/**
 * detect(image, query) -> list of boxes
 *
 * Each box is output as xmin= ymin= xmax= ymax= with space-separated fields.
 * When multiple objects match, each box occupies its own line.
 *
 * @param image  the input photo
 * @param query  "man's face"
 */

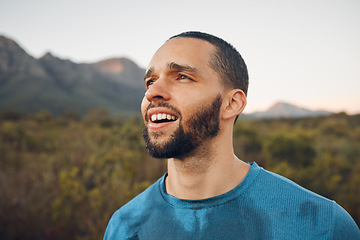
xmin=141 ymin=37 xmax=224 ymax=159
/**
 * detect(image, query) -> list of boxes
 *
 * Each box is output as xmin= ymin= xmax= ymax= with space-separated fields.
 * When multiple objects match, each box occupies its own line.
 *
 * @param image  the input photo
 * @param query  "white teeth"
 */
xmin=151 ymin=115 xmax=157 ymax=122
xmin=150 ymin=113 xmax=177 ymax=122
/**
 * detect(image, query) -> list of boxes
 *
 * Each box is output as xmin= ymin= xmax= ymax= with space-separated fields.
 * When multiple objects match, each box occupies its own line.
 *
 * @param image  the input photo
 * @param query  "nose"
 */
xmin=144 ymin=78 xmax=171 ymax=102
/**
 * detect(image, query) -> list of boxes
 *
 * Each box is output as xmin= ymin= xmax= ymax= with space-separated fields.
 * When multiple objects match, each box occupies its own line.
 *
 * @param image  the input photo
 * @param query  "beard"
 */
xmin=142 ymin=94 xmax=222 ymax=159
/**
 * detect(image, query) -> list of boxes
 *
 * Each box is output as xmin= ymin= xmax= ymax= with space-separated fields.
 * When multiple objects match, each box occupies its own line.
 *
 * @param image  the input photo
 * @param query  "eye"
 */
xmin=177 ymin=74 xmax=193 ymax=81
xmin=145 ymin=79 xmax=155 ymax=89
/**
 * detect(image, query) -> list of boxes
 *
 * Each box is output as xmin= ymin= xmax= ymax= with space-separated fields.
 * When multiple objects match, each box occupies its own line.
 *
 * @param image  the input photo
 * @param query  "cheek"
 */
xmin=141 ymin=97 xmax=149 ymax=120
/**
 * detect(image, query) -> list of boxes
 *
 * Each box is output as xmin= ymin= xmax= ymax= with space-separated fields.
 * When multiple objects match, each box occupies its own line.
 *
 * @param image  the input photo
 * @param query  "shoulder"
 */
xmin=104 ymin=177 xmax=164 ymax=240
xmin=248 ymin=163 xmax=360 ymax=238
xmin=254 ymin=164 xmax=333 ymax=204
xmin=332 ymin=202 xmax=360 ymax=239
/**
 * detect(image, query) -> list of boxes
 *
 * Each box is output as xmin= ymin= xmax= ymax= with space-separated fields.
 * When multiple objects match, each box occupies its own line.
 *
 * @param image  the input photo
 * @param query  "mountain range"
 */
xmin=0 ymin=35 xmax=333 ymax=118
xmin=0 ymin=35 xmax=145 ymax=116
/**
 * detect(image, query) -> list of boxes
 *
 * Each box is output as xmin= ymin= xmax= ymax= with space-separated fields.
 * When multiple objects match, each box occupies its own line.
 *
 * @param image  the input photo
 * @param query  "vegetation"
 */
xmin=0 ymin=109 xmax=359 ymax=239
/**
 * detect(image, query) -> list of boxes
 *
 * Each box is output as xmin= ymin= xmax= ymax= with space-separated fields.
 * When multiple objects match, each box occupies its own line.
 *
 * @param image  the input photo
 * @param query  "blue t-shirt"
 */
xmin=104 ymin=162 xmax=360 ymax=239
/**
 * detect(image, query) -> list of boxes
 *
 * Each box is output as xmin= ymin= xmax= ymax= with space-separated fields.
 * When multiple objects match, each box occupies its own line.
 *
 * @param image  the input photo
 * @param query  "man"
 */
xmin=104 ymin=31 xmax=360 ymax=239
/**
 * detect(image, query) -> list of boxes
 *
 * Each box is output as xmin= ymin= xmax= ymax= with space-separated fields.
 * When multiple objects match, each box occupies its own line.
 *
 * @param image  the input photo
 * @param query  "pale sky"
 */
xmin=1 ymin=0 xmax=359 ymax=114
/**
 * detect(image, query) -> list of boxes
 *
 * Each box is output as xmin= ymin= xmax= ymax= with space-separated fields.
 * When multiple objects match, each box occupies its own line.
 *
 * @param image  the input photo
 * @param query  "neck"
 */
xmin=165 ymin=132 xmax=250 ymax=200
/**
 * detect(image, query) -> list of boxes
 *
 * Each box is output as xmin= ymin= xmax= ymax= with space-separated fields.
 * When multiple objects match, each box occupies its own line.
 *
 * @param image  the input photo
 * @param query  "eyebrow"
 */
xmin=144 ymin=67 xmax=154 ymax=81
xmin=144 ymin=62 xmax=198 ymax=81
xmin=167 ymin=62 xmax=198 ymax=74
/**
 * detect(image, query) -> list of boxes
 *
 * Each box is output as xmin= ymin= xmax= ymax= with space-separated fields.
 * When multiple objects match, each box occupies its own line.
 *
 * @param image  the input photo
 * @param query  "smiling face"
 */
xmin=141 ymin=37 xmax=225 ymax=159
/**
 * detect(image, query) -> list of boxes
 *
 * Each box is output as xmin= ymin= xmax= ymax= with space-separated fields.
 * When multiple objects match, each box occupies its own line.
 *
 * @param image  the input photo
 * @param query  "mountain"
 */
xmin=0 ymin=35 xmax=146 ymax=116
xmin=93 ymin=58 xmax=145 ymax=89
xmin=246 ymin=102 xmax=332 ymax=119
xmin=0 ymin=35 xmax=335 ymax=119
xmin=0 ymin=35 xmax=47 ymax=77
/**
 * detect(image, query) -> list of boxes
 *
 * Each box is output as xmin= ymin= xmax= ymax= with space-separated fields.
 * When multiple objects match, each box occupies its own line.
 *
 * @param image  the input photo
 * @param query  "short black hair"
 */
xmin=169 ymin=31 xmax=249 ymax=96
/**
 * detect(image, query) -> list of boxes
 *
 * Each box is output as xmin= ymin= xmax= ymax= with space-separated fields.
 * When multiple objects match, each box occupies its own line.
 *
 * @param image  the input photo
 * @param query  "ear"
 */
xmin=222 ymin=89 xmax=247 ymax=120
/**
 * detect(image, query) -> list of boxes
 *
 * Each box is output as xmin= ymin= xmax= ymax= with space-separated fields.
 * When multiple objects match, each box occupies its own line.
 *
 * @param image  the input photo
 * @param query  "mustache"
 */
xmin=145 ymin=102 xmax=182 ymax=122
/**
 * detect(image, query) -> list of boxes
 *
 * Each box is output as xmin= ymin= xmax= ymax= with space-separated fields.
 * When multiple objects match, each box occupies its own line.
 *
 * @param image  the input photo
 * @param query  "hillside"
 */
xmin=1 ymin=112 xmax=359 ymax=239
xmin=0 ymin=35 xmax=145 ymax=116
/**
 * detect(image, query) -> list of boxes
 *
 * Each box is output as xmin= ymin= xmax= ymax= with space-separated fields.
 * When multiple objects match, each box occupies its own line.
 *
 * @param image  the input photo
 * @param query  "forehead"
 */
xmin=147 ymin=37 xmax=216 ymax=70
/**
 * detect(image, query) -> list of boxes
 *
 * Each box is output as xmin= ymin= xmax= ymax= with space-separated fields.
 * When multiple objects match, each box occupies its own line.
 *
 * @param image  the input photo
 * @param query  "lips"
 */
xmin=146 ymin=107 xmax=180 ymax=131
